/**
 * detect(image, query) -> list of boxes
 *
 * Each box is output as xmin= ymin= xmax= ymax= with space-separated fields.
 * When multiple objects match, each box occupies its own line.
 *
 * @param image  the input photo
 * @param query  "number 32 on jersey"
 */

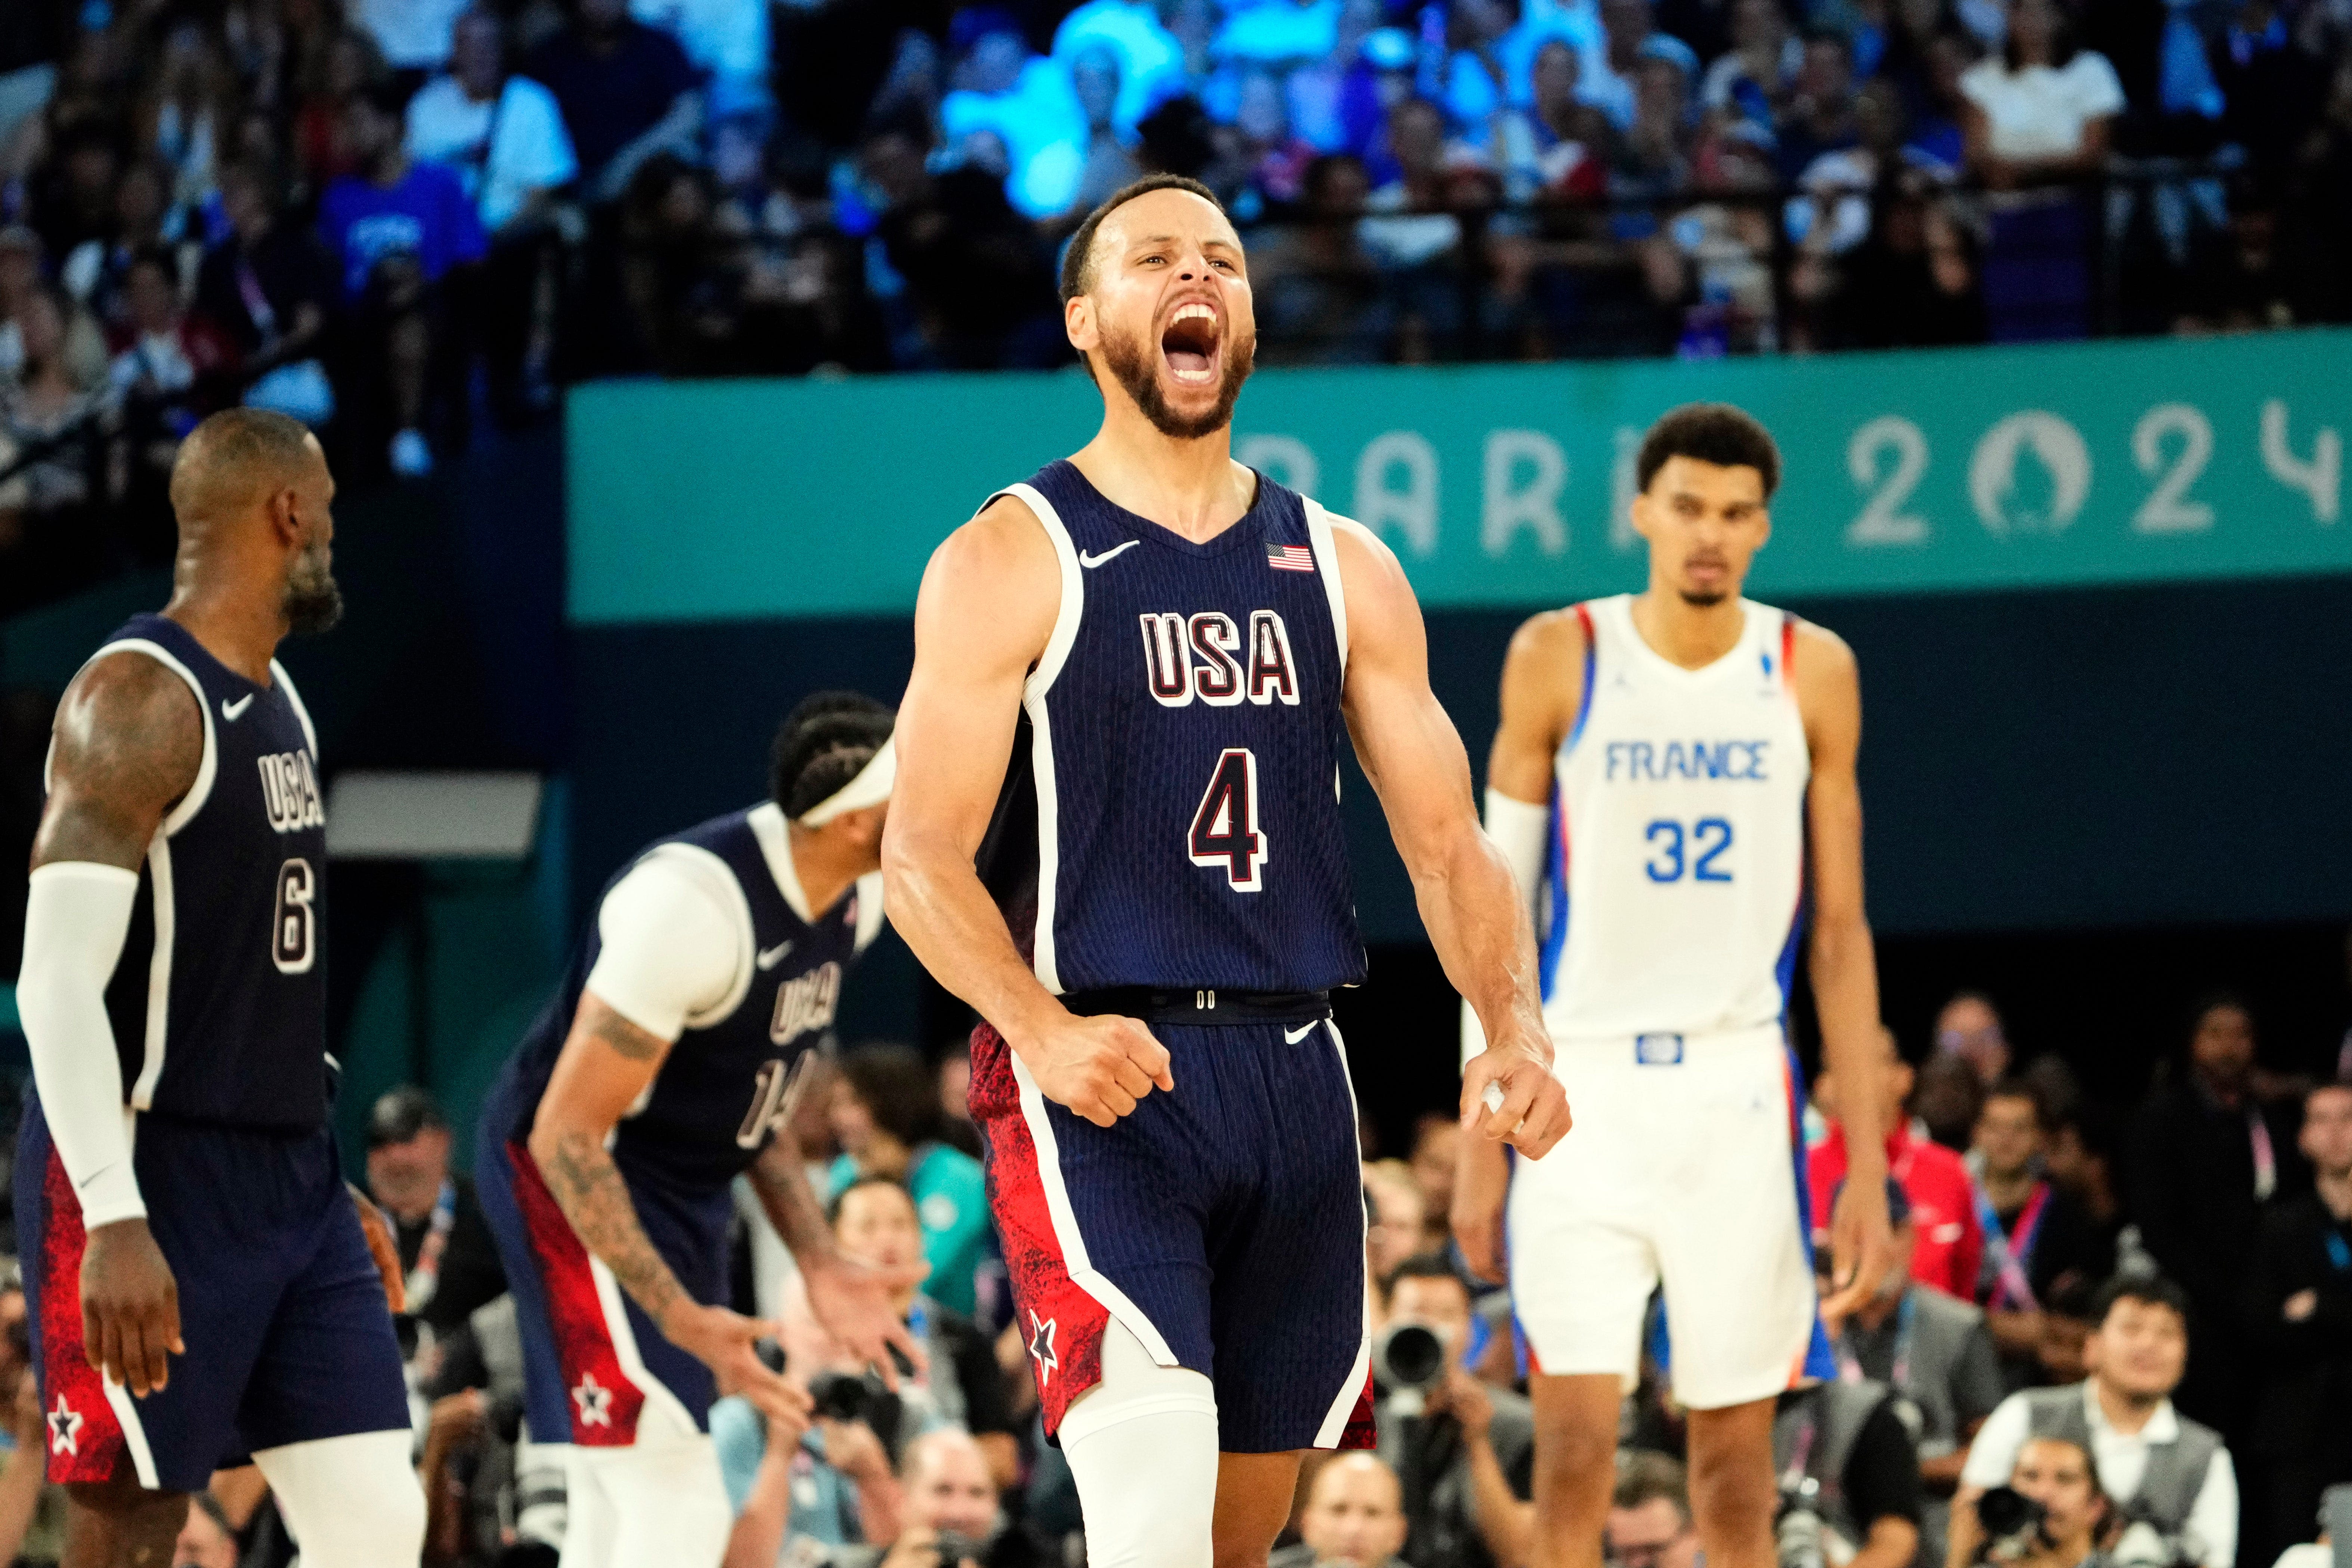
xmin=1190 ymin=748 xmax=1266 ymax=891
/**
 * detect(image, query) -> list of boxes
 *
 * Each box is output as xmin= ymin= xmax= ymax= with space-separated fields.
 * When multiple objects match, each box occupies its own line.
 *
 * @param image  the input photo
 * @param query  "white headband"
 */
xmin=798 ymin=737 xmax=895 ymax=826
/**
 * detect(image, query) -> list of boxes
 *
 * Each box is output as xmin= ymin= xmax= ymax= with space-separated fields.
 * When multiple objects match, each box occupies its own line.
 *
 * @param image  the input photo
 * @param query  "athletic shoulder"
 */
xmin=1502 ymin=606 xmax=1591 ymax=694
xmin=34 ymin=644 xmax=206 ymax=868
xmin=1789 ymin=616 xmax=1857 ymax=677
xmin=918 ymin=492 xmax=1061 ymax=646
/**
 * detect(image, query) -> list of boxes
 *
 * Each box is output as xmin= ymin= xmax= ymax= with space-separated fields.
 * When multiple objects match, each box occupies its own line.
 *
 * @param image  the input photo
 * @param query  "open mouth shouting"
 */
xmin=1161 ymin=301 xmax=1221 ymax=386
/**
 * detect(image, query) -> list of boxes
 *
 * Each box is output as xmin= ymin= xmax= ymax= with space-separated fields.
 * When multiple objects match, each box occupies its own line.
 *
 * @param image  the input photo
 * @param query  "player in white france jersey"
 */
xmin=1456 ymin=404 xmax=1896 ymax=1568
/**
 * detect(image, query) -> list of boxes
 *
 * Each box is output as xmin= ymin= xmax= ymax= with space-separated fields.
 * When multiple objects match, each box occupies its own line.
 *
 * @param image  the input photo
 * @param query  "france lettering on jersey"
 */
xmin=486 ymin=805 xmax=870 ymax=1192
xmin=1541 ymin=595 xmax=1811 ymax=1042
xmin=66 ymin=614 xmax=331 ymax=1131
xmin=975 ymin=460 xmax=1365 ymax=995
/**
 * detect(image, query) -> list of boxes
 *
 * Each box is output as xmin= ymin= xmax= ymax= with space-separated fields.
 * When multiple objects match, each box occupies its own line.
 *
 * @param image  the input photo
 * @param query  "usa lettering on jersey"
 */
xmin=769 ymin=961 xmax=841 ymax=1046
xmin=258 ymin=751 xmax=326 ymax=832
xmin=1139 ymin=611 xmax=1301 ymax=708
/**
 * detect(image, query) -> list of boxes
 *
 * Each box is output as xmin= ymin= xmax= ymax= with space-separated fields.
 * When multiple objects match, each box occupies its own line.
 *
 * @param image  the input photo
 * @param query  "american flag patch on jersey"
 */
xmin=1267 ymin=544 xmax=1316 ymax=572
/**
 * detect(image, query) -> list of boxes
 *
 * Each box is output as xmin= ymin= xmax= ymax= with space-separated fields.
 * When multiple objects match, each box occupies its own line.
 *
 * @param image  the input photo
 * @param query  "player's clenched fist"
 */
xmin=1022 ymin=1013 xmax=1175 ymax=1127
xmin=82 ymin=1218 xmax=184 ymax=1397
xmin=1460 ymin=1024 xmax=1571 ymax=1159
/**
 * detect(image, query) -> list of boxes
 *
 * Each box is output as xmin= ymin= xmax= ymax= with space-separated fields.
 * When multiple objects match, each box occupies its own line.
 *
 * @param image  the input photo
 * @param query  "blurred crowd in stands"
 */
xmin=5 ymin=0 xmax=2352 ymax=610
xmin=0 ymin=976 xmax=2340 ymax=1568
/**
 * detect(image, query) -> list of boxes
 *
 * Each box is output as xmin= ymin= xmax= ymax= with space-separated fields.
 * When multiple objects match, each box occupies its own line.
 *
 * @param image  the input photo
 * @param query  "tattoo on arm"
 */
xmin=32 ymin=653 xmax=203 ymax=872
xmin=541 ymin=1131 xmax=692 ymax=1330
xmin=585 ymin=1008 xmax=664 ymax=1063
xmin=749 ymin=1136 xmax=836 ymax=1262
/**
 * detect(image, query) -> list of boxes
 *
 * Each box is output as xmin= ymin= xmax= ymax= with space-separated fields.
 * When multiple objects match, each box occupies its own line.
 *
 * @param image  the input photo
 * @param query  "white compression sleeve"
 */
xmin=1059 ymin=1320 xmax=1219 ymax=1568
xmin=16 ymin=862 xmax=145 ymax=1227
xmin=583 ymin=851 xmax=744 ymax=1040
xmin=1463 ymin=790 xmax=1551 ymax=1067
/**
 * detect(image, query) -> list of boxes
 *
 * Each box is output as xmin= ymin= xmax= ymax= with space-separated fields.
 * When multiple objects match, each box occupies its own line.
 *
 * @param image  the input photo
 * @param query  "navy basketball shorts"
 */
xmin=970 ymin=1010 xmax=1375 ymax=1455
xmin=14 ymin=1094 xmax=410 ymax=1492
xmin=474 ymin=1119 xmax=731 ymax=1450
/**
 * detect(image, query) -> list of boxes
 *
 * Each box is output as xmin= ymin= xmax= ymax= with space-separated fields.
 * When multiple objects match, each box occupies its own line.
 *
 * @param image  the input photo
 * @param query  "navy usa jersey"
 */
xmin=486 ymin=807 xmax=867 ymax=1193
xmin=977 ymin=461 xmax=1365 ymax=994
xmin=69 ymin=615 xmax=330 ymax=1131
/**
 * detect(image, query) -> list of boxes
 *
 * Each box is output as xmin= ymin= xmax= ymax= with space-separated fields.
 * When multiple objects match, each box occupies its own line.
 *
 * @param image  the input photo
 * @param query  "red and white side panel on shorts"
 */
xmin=34 ymin=1149 xmax=162 ymax=1487
xmin=506 ymin=1141 xmax=694 ymax=1448
xmin=971 ymin=1023 xmax=1173 ymax=1438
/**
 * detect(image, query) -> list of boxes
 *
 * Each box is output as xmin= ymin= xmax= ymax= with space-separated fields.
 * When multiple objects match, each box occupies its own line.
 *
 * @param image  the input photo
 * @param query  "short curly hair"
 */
xmin=1635 ymin=403 xmax=1782 ymax=498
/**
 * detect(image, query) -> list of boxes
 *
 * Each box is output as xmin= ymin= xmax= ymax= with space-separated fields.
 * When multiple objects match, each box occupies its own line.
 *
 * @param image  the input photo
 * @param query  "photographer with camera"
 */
xmin=1972 ymin=1436 xmax=2116 ymax=1568
xmin=1949 ymin=1280 xmax=2237 ymax=1568
xmin=1373 ymin=1256 xmax=1535 ymax=1568
xmin=1768 ymin=1343 xmax=1923 ymax=1568
xmin=741 ymin=1425 xmax=1045 ymax=1568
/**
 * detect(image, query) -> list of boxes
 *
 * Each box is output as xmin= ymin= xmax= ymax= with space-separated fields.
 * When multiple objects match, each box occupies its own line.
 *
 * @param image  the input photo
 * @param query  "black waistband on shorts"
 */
xmin=1058 ymin=987 xmax=1332 ymax=1026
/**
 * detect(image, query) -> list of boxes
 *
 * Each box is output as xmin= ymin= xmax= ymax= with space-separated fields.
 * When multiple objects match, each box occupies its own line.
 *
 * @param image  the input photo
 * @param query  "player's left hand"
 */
xmin=804 ymin=1252 xmax=929 ymax=1390
xmin=349 ymin=1184 xmax=406 ymax=1315
xmin=1459 ymin=1023 xmax=1570 ymax=1159
xmin=1819 ymin=1171 xmax=1895 ymax=1320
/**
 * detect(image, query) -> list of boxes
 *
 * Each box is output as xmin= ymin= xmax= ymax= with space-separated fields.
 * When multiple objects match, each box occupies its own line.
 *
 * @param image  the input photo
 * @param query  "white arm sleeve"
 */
xmin=1462 ymin=789 xmax=1552 ymax=1066
xmin=17 ymin=862 xmax=146 ymax=1228
xmin=583 ymin=853 xmax=746 ymax=1042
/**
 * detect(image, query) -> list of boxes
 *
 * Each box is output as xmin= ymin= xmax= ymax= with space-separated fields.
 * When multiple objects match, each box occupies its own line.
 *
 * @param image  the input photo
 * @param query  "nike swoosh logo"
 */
xmin=221 ymin=695 xmax=255 ymax=721
xmin=756 ymin=940 xmax=795 ymax=971
xmin=1284 ymin=1022 xmax=1322 ymax=1043
xmin=1078 ymin=541 xmax=1140 ymax=569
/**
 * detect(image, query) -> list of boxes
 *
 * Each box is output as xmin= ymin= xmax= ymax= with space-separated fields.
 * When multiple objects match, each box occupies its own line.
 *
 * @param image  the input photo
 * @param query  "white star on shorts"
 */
xmin=46 ymin=1396 xmax=82 ymax=1457
xmin=1027 ymin=1312 xmax=1059 ymax=1388
xmin=572 ymin=1372 xmax=614 ymax=1428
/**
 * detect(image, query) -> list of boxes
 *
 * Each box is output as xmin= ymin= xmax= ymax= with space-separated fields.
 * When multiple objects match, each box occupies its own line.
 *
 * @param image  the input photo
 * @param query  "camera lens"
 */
xmin=1374 ymin=1323 xmax=1446 ymax=1391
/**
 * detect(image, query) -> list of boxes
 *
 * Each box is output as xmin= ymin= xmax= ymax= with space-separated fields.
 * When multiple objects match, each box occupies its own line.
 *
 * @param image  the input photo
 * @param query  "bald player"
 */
xmin=13 ymin=409 xmax=424 ymax=1567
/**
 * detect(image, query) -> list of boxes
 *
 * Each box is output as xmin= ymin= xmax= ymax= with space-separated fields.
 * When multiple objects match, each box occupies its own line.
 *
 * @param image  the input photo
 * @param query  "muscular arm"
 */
xmin=881 ymin=497 xmax=1172 ymax=1126
xmin=22 ymin=650 xmax=203 ymax=1397
xmin=1797 ymin=624 xmax=1892 ymax=1308
xmin=526 ymin=994 xmax=696 ymax=1330
xmin=1331 ymin=522 xmax=1565 ymax=1157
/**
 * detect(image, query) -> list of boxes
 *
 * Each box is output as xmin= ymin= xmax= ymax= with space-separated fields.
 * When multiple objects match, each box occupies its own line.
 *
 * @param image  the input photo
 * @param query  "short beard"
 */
xmin=285 ymin=539 xmax=344 ymax=635
xmin=1678 ymin=587 xmax=1729 ymax=607
xmin=1097 ymin=316 xmax=1254 ymax=440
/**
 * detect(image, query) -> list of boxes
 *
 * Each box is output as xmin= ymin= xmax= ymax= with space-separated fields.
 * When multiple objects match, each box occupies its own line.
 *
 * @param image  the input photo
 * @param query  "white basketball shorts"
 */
xmin=1506 ymin=1021 xmax=1832 ymax=1411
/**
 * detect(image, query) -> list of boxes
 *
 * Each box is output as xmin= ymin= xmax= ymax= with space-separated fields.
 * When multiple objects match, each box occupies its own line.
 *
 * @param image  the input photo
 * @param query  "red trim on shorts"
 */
xmin=968 ymin=1023 xmax=1109 ymax=1439
xmin=1339 ymin=1369 xmax=1377 ymax=1450
xmin=506 ymin=1141 xmax=646 ymax=1446
xmin=34 ymin=1150 xmax=130 ymax=1483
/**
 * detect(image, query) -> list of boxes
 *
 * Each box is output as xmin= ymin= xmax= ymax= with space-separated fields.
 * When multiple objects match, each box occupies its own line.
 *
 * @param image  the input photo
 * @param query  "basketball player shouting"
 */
xmin=1458 ymin=404 xmax=1895 ymax=1568
xmin=884 ymin=173 xmax=1570 ymax=1568
xmin=15 ymin=410 xmax=424 ymax=1567
xmin=476 ymin=693 xmax=923 ymax=1568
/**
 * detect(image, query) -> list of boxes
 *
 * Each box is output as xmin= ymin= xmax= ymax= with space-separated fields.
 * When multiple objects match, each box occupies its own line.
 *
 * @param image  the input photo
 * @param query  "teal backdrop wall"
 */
xmin=572 ymin=330 xmax=2352 ymax=623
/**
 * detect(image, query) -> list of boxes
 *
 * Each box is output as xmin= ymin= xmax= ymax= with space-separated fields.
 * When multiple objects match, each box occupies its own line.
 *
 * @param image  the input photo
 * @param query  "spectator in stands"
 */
xmin=1411 ymin=1112 xmax=1464 ymax=1257
xmin=1362 ymin=1159 xmax=1428 ymax=1281
xmin=293 ymin=28 xmax=389 ymax=191
xmin=1588 ymin=0 xmax=1666 ymax=128
xmin=939 ymin=10 xmax=1087 ymax=220
xmin=107 ymin=245 xmax=238 ymax=548
xmin=1609 ymin=42 xmax=1698 ymax=206
xmin=356 ymin=0 xmax=468 ymax=88
xmin=1607 ymin=1453 xmax=1699 ymax=1568
xmin=1505 ymin=38 xmax=1611 ymax=201
xmin=1374 ymin=1255 xmax=1534 ymax=1568
xmin=2130 ymin=994 xmax=2305 ymax=1440
xmin=526 ymin=0 xmax=702 ymax=204
xmin=60 ymin=156 xmax=183 ymax=333
xmin=1998 ymin=1435 xmax=2119 ymax=1568
xmin=1951 ymin=1277 xmax=2238 ymax=1568
xmin=171 ymin=1491 xmax=241 ymax=1568
xmin=1054 ymin=0 xmax=1187 ymax=134
xmin=1827 ymin=166 xmax=1986 ymax=347
xmin=2247 ymin=1080 xmax=2352 ymax=1559
xmin=0 ymin=282 xmax=111 ymax=606
xmin=861 ymin=123 xmax=1065 ymax=370
xmin=1703 ymin=0 xmax=1803 ymax=135
xmin=1823 ymin=1178 xmax=2007 ymax=1568
xmin=1250 ymin=151 xmax=1393 ymax=362
xmin=1937 ymin=992 xmax=2014 ymax=1089
xmin=1813 ymin=1025 xmax=1986 ymax=1301
xmin=831 ymin=1174 xmax=1019 ymax=1485
xmin=27 ymin=119 xmax=123 ymax=267
xmin=1776 ymin=31 xmax=1863 ymax=180
xmin=1959 ymin=0 xmax=2124 ymax=341
xmin=1773 ymin=1361 xmax=1925 ymax=1568
xmin=0 ymin=1280 xmax=51 ymax=1565
xmin=1237 ymin=68 xmax=1317 ymax=207
xmin=1970 ymin=1080 xmax=2114 ymax=1386
xmin=137 ymin=22 xmax=234 ymax=216
xmin=717 ymin=1375 xmax=897 ymax=1565
xmin=630 ymin=0 xmax=770 ymax=120
xmin=830 ymin=1044 xmax=991 ymax=1318
xmin=1067 ymin=44 xmax=1145 ymax=215
xmin=406 ymin=7 xmax=576 ymax=420
xmin=1274 ymin=1453 xmax=1412 ymax=1568
xmin=364 ymin=1086 xmax=507 ymax=1344
xmin=834 ymin=1427 xmax=1050 ymax=1568
xmin=192 ymin=161 xmax=335 ymax=428
xmin=319 ymin=79 xmax=488 ymax=476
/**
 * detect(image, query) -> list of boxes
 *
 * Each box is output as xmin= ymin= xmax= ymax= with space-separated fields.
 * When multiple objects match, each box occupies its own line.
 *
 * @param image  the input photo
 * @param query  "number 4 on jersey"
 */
xmin=1189 ymin=748 xmax=1267 ymax=891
